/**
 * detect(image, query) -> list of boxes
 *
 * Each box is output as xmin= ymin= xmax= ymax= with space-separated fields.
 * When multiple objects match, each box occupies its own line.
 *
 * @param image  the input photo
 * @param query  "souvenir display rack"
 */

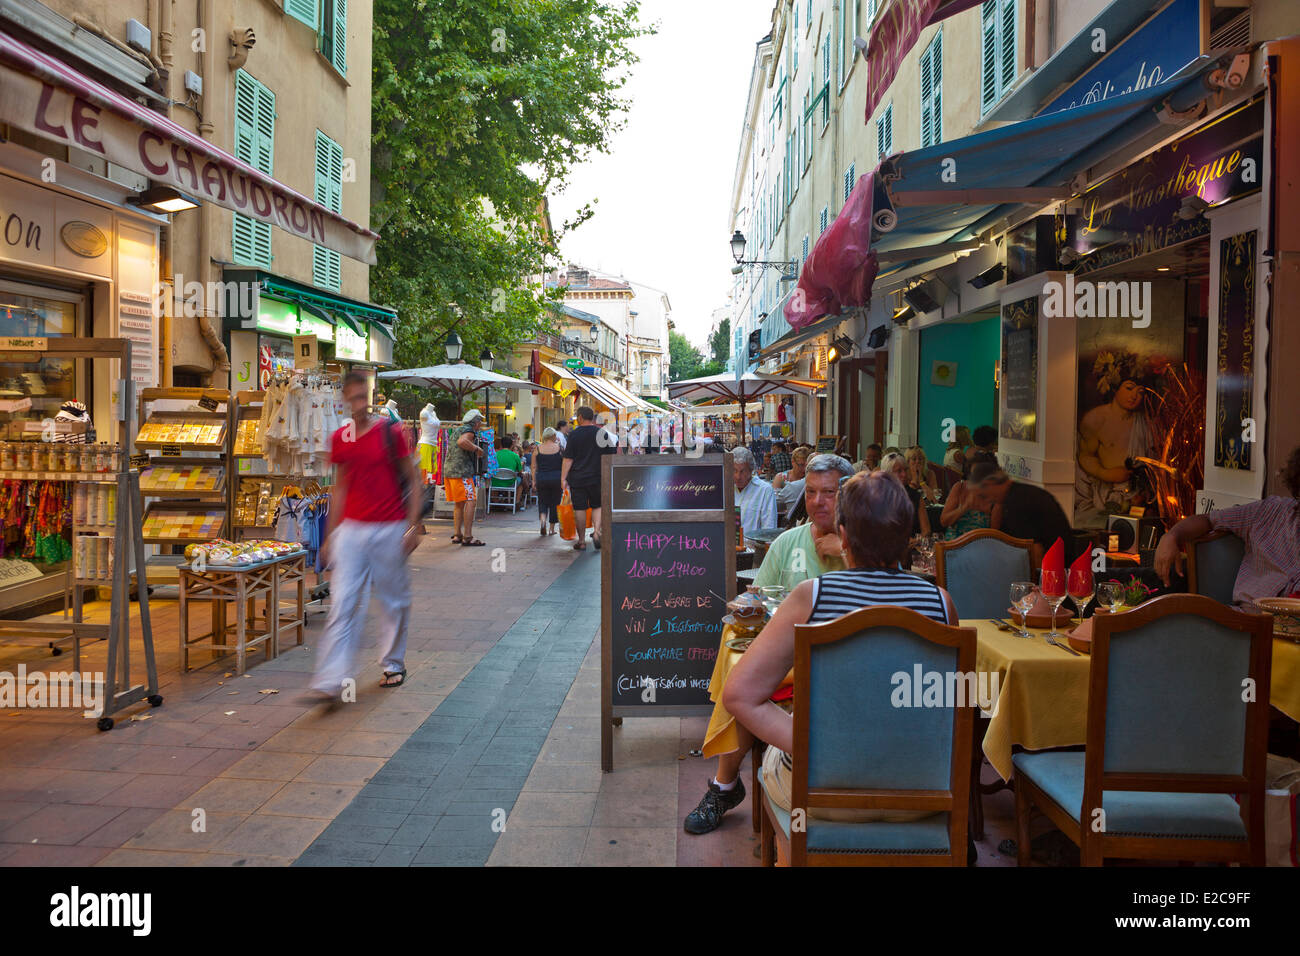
xmin=136 ymin=387 xmax=232 ymax=584
xmin=0 ymin=337 xmax=159 ymax=730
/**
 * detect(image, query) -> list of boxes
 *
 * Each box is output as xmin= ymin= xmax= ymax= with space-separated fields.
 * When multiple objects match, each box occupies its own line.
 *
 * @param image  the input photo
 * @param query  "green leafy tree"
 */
xmin=370 ymin=0 xmax=651 ymax=399
xmin=709 ymin=318 xmax=731 ymax=365
xmin=668 ymin=330 xmax=705 ymax=382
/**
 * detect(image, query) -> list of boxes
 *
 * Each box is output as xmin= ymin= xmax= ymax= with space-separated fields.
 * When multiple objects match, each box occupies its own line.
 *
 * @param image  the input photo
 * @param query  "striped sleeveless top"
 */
xmin=808 ymin=567 xmax=949 ymax=624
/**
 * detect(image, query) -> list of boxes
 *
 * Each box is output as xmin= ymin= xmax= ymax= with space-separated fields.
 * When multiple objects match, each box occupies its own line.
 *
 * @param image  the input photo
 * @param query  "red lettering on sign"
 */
xmin=289 ymin=200 xmax=308 ymax=234
xmin=33 ymin=84 xmax=66 ymax=139
xmin=138 ymin=131 xmax=168 ymax=175
xmin=227 ymin=169 xmax=249 ymax=209
xmin=70 ymin=98 xmax=104 ymax=153
xmin=309 ymin=208 xmax=325 ymax=243
xmin=201 ymin=161 xmax=226 ymax=201
xmin=171 ymin=144 xmax=199 ymax=190
xmin=272 ymin=192 xmax=290 ymax=228
xmin=249 ymin=182 xmax=271 ymax=218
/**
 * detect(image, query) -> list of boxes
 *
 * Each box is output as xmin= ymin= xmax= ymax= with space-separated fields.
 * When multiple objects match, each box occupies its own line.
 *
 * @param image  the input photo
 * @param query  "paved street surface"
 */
xmin=0 ymin=507 xmax=1021 ymax=866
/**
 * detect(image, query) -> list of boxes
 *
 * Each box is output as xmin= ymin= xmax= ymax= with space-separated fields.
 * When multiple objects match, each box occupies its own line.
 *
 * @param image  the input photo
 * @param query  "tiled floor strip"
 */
xmin=294 ymin=552 xmax=602 ymax=865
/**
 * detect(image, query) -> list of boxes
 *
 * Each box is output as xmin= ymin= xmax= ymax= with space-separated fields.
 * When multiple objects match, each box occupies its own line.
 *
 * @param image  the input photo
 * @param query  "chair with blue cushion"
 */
xmin=934 ymin=528 xmax=1035 ymax=620
xmin=757 ymin=606 xmax=976 ymax=866
xmin=1013 ymin=593 xmax=1272 ymax=866
xmin=1186 ymin=530 xmax=1246 ymax=605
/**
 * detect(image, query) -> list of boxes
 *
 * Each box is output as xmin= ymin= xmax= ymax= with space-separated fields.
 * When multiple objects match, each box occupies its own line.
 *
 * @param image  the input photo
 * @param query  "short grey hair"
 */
xmin=805 ymin=453 xmax=854 ymax=478
xmin=731 ymin=447 xmax=757 ymax=469
xmin=542 ymin=427 xmax=556 ymax=440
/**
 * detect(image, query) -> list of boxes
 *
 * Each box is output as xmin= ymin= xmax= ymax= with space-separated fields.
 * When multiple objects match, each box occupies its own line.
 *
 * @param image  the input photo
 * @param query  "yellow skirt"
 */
xmin=418 ymin=442 xmax=434 ymax=472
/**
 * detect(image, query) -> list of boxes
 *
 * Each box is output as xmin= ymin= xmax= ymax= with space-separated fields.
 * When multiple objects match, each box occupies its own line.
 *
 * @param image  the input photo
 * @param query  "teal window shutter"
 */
xmin=323 ymin=0 xmax=348 ymax=76
xmin=232 ymin=70 xmax=273 ymax=268
xmin=313 ymin=131 xmax=343 ymax=291
xmin=284 ymin=0 xmax=317 ymax=30
xmin=981 ymin=1 xmax=998 ymax=113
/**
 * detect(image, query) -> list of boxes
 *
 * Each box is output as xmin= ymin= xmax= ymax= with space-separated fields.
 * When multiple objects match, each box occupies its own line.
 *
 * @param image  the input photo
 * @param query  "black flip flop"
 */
xmin=461 ymin=537 xmax=486 ymax=547
xmin=380 ymin=670 xmax=406 ymax=688
xmin=573 ymin=541 xmax=586 ymax=551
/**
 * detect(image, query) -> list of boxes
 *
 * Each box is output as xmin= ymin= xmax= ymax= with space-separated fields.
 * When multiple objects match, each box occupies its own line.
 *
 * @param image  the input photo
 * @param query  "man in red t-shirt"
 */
xmin=307 ymin=372 xmax=423 ymax=702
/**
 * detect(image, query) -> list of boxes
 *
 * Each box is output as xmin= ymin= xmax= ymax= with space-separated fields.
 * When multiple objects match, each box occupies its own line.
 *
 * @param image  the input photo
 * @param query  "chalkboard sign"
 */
xmin=601 ymin=455 xmax=735 ymax=771
xmin=815 ymin=435 xmax=839 ymax=453
xmin=1000 ymin=294 xmax=1039 ymax=443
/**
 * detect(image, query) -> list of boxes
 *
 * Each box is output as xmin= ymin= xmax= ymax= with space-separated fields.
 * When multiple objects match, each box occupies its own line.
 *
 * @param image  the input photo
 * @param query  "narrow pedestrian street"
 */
xmin=0 ymin=508 xmax=1024 ymax=867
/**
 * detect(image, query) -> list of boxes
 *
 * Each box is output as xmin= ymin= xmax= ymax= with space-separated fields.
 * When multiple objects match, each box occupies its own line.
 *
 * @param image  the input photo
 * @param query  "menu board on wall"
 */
xmin=601 ymin=456 xmax=735 ymax=771
xmin=1000 ymin=295 xmax=1038 ymax=443
xmin=1214 ymin=230 xmax=1257 ymax=471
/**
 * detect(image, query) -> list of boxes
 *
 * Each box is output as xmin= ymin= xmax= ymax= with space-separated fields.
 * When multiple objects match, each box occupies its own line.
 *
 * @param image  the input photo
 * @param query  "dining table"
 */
xmin=699 ymin=614 xmax=1300 ymax=781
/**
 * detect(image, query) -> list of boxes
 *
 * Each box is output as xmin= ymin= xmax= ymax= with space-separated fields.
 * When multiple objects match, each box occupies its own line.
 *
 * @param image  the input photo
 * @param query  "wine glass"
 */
xmin=1067 ymin=566 xmax=1095 ymax=622
xmin=1009 ymin=581 xmax=1035 ymax=639
xmin=1098 ymin=581 xmax=1124 ymax=615
xmin=758 ymin=585 xmax=787 ymax=617
xmin=1039 ymin=567 xmax=1069 ymax=639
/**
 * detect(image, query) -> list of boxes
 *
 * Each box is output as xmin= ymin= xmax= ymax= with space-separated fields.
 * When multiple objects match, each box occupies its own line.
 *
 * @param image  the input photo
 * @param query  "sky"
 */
xmin=546 ymin=0 xmax=770 ymax=350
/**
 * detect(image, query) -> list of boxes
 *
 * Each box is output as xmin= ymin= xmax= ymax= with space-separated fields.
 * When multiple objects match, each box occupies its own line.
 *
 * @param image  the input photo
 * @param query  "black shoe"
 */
xmin=683 ymin=778 xmax=746 ymax=835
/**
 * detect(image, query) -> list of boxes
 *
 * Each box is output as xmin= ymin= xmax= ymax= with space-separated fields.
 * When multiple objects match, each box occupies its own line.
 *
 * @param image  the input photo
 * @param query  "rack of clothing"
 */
xmin=258 ymin=370 xmax=343 ymax=477
xmin=271 ymin=481 xmax=332 ymax=615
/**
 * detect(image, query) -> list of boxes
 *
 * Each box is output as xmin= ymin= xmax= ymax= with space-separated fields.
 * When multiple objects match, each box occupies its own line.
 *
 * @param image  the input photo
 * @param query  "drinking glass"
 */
xmin=1098 ymin=581 xmax=1124 ymax=615
xmin=1067 ymin=567 xmax=1095 ymax=621
xmin=758 ymin=585 xmax=787 ymax=617
xmin=1039 ymin=568 xmax=1069 ymax=639
xmin=1009 ymin=581 xmax=1035 ymax=639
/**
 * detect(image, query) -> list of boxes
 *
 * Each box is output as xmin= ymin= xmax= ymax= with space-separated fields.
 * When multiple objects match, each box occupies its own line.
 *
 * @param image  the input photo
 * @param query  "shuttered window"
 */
xmin=819 ymin=206 xmax=829 ymax=236
xmin=232 ymin=70 xmax=274 ymax=268
xmin=981 ymin=0 xmax=1016 ymax=114
xmin=321 ymin=0 xmax=348 ymax=76
xmin=919 ymin=30 xmax=942 ymax=148
xmin=843 ymin=162 xmax=856 ymax=203
xmin=284 ymin=0 xmax=317 ymax=30
xmin=801 ymin=235 xmax=810 ymax=265
xmin=313 ymin=131 xmax=344 ymax=291
xmin=876 ymin=102 xmax=893 ymax=158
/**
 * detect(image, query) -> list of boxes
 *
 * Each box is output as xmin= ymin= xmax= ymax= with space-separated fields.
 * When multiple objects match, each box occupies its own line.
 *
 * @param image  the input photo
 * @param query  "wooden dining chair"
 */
xmin=1013 ymin=593 xmax=1273 ymax=866
xmin=757 ymin=606 xmax=976 ymax=866
xmin=1186 ymin=530 xmax=1246 ymax=606
xmin=934 ymin=528 xmax=1035 ymax=620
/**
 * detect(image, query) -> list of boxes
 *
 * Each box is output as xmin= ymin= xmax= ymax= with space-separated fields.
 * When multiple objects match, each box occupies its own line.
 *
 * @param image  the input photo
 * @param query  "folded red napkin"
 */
xmin=1068 ymin=546 xmax=1093 ymax=593
xmin=1042 ymin=537 xmax=1065 ymax=577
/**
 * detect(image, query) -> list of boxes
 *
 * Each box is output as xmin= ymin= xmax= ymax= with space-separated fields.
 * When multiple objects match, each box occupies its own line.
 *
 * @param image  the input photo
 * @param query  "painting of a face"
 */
xmin=1115 ymin=380 xmax=1143 ymax=410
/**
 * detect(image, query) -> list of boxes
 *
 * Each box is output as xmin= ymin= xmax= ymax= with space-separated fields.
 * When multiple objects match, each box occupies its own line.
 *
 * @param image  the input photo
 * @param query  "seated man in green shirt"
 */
xmin=684 ymin=452 xmax=856 ymax=836
xmin=491 ymin=436 xmax=523 ymax=489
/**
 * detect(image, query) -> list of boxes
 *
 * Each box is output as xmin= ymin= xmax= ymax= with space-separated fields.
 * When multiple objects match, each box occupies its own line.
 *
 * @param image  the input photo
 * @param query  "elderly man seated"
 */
xmin=1155 ymin=444 xmax=1300 ymax=603
xmin=732 ymin=446 xmax=777 ymax=539
xmin=684 ymin=453 xmax=855 ymax=835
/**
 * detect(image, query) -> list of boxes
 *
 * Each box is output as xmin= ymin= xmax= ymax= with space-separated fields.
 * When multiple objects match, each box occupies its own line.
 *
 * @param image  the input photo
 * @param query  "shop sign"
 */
xmin=1066 ymin=100 xmax=1264 ymax=274
xmin=1042 ymin=0 xmax=1200 ymax=115
xmin=0 ymin=46 xmax=377 ymax=264
xmin=0 ymin=336 xmax=47 ymax=350
xmin=334 ymin=322 xmax=368 ymax=361
xmin=563 ymin=357 xmax=583 ymax=370
xmin=254 ymin=296 xmax=333 ymax=342
xmin=293 ymin=334 xmax=318 ymax=369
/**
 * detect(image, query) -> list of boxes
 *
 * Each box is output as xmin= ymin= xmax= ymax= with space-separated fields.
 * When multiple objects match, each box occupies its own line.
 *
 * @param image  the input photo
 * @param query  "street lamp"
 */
xmin=589 ymin=324 xmax=599 ymax=344
xmin=479 ymin=348 xmax=495 ymax=435
xmin=728 ymin=230 xmax=797 ymax=280
xmin=730 ymin=230 xmax=747 ymax=263
xmin=445 ymin=331 xmax=464 ymax=362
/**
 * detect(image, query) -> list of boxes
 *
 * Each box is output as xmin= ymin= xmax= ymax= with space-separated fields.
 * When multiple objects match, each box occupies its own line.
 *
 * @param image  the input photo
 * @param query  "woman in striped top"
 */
xmin=722 ymin=470 xmax=958 ymax=822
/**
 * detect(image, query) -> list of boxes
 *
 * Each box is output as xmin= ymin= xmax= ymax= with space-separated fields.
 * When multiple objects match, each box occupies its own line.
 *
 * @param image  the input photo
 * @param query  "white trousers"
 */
xmin=312 ymin=519 xmax=411 ymax=694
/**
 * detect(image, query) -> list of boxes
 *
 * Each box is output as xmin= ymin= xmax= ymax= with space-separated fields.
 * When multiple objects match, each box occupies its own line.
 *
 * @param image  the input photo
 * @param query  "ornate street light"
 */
xmin=444 ymin=331 xmax=464 ymax=362
xmin=728 ymin=230 xmax=797 ymax=280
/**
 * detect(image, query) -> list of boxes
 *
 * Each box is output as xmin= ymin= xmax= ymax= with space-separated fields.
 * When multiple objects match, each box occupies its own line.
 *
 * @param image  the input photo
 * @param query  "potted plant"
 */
xmin=1103 ymin=577 xmax=1158 ymax=611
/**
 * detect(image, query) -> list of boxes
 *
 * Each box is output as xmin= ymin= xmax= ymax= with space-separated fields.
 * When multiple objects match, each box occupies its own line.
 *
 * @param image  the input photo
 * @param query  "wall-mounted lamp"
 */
xmin=129 ymin=186 xmax=200 ymax=214
xmin=968 ymin=263 xmax=1005 ymax=289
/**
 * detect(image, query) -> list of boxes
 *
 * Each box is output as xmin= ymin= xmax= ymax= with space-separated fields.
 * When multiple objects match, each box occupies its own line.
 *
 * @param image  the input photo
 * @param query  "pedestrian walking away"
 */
xmin=561 ymin=406 xmax=615 ymax=551
xmin=533 ymin=427 xmax=564 ymax=536
xmin=306 ymin=371 xmax=423 ymax=703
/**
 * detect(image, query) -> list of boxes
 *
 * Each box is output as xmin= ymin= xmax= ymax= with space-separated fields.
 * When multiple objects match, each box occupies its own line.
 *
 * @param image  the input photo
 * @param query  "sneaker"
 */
xmin=683 ymin=778 xmax=746 ymax=835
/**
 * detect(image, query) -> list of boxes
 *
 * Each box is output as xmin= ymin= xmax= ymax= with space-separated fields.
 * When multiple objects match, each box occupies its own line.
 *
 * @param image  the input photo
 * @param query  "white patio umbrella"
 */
xmin=667 ymin=372 xmax=824 ymax=445
xmin=379 ymin=363 xmax=554 ymax=417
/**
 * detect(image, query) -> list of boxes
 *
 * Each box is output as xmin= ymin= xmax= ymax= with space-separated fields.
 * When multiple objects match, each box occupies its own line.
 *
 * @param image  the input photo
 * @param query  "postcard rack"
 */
xmin=0 ymin=337 xmax=159 ymax=730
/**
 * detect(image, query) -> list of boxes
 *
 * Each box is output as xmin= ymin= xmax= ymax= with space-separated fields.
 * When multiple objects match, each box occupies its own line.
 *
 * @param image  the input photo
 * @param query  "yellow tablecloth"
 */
xmin=974 ymin=620 xmax=1300 ymax=781
xmin=699 ymin=615 xmax=1300 ymax=774
xmin=702 ymin=622 xmax=792 ymax=759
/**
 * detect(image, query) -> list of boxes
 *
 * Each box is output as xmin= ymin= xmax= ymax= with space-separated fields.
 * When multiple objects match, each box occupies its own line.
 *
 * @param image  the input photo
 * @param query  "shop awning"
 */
xmin=538 ymin=360 xmax=578 ymax=389
xmin=223 ymin=270 xmax=397 ymax=334
xmin=757 ymin=313 xmax=844 ymax=361
xmin=784 ymin=52 xmax=1233 ymax=330
xmin=592 ymin=376 xmax=656 ymax=413
xmin=0 ymin=29 xmax=379 ymax=263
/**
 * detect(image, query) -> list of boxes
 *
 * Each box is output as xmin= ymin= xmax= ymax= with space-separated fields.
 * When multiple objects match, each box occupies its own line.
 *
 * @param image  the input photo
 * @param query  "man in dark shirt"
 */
xmin=561 ymin=405 xmax=615 ymax=551
xmin=969 ymin=463 xmax=1074 ymax=567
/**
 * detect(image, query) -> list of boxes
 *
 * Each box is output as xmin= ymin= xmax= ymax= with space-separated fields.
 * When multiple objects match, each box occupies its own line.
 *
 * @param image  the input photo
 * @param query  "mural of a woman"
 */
xmin=1074 ymin=351 xmax=1157 ymax=527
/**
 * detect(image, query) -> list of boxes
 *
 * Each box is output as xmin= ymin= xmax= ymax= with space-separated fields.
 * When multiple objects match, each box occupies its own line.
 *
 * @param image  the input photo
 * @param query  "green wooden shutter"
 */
xmin=284 ymin=0 xmax=317 ymax=30
xmin=980 ymin=1 xmax=998 ymax=113
xmin=326 ymin=0 xmax=348 ymax=76
xmin=232 ymin=70 xmax=273 ymax=268
xmin=312 ymin=131 xmax=343 ymax=291
xmin=920 ymin=31 xmax=942 ymax=148
xmin=999 ymin=0 xmax=1016 ymax=92
xmin=819 ymin=206 xmax=828 ymax=236
xmin=843 ymin=162 xmax=855 ymax=202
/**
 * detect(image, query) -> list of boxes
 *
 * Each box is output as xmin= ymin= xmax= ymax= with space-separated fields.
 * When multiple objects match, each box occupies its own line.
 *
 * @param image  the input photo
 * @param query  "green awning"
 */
xmin=300 ymin=303 xmax=337 ymax=326
xmin=334 ymin=311 xmax=366 ymax=336
xmin=370 ymin=322 xmax=395 ymax=341
xmin=248 ymin=272 xmax=397 ymax=325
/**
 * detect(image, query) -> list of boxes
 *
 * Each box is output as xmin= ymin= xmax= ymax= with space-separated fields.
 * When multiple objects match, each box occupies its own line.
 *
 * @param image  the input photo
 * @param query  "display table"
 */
xmin=177 ymin=551 xmax=306 ymax=674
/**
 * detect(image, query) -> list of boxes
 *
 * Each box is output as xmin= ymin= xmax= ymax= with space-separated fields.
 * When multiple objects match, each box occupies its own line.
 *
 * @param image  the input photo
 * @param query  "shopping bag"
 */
xmin=1264 ymin=754 xmax=1300 ymax=867
xmin=558 ymin=490 xmax=577 ymax=540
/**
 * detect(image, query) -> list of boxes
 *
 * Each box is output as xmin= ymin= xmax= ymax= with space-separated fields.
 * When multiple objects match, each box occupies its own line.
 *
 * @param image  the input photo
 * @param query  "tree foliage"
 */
xmin=369 ymin=0 xmax=651 ymax=402
xmin=709 ymin=318 xmax=731 ymax=364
